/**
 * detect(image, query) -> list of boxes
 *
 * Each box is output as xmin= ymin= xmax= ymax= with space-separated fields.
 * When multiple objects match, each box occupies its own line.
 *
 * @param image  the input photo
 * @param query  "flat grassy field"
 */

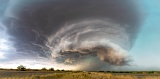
xmin=1 ymin=70 xmax=160 ymax=79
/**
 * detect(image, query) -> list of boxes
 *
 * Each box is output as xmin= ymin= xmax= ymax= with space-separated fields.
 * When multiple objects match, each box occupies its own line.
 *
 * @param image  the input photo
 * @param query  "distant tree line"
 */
xmin=1 ymin=65 xmax=160 ymax=74
xmin=15 ymin=65 xmax=65 ymax=71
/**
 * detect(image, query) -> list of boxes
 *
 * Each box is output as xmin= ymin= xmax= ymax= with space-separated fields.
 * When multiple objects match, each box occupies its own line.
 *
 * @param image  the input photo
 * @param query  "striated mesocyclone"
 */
xmin=3 ymin=0 xmax=142 ymax=67
xmin=46 ymin=19 xmax=131 ymax=65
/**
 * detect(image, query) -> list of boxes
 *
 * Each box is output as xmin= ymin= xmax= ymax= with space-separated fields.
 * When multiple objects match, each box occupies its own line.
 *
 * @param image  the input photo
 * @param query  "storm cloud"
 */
xmin=0 ymin=0 xmax=142 ymax=70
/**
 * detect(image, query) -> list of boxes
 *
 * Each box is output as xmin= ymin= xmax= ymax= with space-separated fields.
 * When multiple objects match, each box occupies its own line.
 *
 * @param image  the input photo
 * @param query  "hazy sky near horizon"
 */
xmin=0 ymin=0 xmax=160 ymax=71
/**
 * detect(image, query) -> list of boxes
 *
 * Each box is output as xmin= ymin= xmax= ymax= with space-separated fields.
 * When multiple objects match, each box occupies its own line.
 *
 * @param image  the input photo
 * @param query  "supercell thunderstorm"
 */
xmin=0 ymin=0 xmax=142 ymax=70
xmin=47 ymin=19 xmax=130 ymax=66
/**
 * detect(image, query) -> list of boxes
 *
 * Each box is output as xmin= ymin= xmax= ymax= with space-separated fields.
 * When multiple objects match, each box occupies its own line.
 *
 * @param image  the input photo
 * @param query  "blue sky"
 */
xmin=130 ymin=0 xmax=160 ymax=70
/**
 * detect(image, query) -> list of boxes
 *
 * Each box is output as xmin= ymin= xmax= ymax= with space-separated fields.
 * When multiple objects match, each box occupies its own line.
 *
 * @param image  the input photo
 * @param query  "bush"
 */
xmin=17 ymin=65 xmax=26 ymax=71
xmin=61 ymin=69 xmax=65 ymax=71
xmin=49 ymin=68 xmax=54 ymax=71
xmin=41 ymin=67 xmax=47 ymax=71
xmin=56 ymin=69 xmax=60 ymax=71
